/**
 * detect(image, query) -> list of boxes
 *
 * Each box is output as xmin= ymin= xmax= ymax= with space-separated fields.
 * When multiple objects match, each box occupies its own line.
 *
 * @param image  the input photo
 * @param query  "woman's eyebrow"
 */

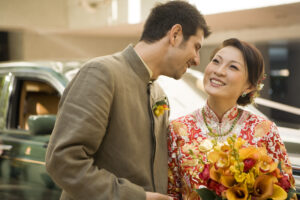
xmin=215 ymin=54 xmax=243 ymax=66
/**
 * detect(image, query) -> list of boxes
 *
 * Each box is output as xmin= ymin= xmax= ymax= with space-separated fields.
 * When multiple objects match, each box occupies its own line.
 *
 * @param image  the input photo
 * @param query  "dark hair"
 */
xmin=140 ymin=1 xmax=211 ymax=43
xmin=210 ymin=38 xmax=265 ymax=106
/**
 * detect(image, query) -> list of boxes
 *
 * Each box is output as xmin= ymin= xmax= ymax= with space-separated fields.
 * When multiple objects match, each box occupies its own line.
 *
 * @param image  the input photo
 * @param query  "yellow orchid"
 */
xmin=234 ymin=160 xmax=244 ymax=172
xmin=220 ymin=144 xmax=231 ymax=153
xmin=227 ymin=136 xmax=234 ymax=146
xmin=198 ymin=139 xmax=214 ymax=152
xmin=208 ymin=151 xmax=230 ymax=169
xmin=234 ymin=137 xmax=247 ymax=149
xmin=239 ymin=146 xmax=260 ymax=161
xmin=244 ymin=170 xmax=256 ymax=188
xmin=234 ymin=172 xmax=247 ymax=183
xmin=230 ymin=165 xmax=240 ymax=175
xmin=258 ymin=154 xmax=278 ymax=174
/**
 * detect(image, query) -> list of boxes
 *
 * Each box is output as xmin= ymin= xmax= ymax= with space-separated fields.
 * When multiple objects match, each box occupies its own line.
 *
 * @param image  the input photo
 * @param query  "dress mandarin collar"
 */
xmin=122 ymin=44 xmax=152 ymax=84
xmin=203 ymin=102 xmax=239 ymax=124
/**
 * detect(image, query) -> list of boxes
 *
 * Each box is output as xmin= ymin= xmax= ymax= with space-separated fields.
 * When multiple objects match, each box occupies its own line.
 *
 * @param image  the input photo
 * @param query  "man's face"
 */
xmin=164 ymin=28 xmax=204 ymax=80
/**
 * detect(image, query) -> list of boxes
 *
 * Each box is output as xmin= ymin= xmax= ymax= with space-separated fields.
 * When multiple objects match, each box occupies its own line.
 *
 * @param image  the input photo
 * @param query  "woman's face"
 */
xmin=203 ymin=46 xmax=253 ymax=103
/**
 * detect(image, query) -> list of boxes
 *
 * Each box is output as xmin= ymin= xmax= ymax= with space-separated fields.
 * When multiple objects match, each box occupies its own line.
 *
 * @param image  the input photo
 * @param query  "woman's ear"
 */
xmin=169 ymin=24 xmax=183 ymax=46
xmin=243 ymin=84 xmax=256 ymax=95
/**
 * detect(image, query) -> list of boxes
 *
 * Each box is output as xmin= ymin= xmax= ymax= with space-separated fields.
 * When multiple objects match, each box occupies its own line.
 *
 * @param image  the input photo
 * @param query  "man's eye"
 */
xmin=212 ymin=59 xmax=219 ymax=64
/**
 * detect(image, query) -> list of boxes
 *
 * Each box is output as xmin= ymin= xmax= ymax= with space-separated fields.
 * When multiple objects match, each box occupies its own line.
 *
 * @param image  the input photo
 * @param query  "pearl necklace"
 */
xmin=202 ymin=108 xmax=240 ymax=138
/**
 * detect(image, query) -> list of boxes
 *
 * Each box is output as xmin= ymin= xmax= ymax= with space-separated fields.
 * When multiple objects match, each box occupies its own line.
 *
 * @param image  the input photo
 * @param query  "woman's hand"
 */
xmin=146 ymin=192 xmax=173 ymax=200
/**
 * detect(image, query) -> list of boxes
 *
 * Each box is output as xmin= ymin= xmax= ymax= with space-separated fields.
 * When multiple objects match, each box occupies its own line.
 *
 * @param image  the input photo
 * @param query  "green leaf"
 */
xmin=286 ymin=188 xmax=296 ymax=200
xmin=155 ymin=100 xmax=167 ymax=106
xmin=277 ymin=161 xmax=282 ymax=172
xmin=196 ymin=188 xmax=220 ymax=200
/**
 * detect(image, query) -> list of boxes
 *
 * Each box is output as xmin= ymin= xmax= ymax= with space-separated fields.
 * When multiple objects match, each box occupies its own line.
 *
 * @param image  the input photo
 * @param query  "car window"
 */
xmin=0 ymin=76 xmax=5 ymax=123
xmin=0 ymin=74 xmax=11 ymax=129
xmin=0 ymin=76 xmax=4 ymax=90
xmin=7 ymin=79 xmax=60 ymax=131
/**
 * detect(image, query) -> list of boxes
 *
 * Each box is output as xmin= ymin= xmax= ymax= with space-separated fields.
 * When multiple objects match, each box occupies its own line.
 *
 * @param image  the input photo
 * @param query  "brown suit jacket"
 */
xmin=45 ymin=45 xmax=169 ymax=200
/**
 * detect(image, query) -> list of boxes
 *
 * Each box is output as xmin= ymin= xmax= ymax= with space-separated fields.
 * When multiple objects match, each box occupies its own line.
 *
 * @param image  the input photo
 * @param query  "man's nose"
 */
xmin=191 ymin=55 xmax=200 ymax=66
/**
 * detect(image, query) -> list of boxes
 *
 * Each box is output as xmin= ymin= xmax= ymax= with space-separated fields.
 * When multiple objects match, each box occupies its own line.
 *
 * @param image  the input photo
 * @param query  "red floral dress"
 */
xmin=167 ymin=103 xmax=294 ymax=200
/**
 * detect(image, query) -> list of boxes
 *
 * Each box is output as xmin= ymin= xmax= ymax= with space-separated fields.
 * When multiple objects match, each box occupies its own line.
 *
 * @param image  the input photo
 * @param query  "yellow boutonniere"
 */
xmin=152 ymin=97 xmax=169 ymax=117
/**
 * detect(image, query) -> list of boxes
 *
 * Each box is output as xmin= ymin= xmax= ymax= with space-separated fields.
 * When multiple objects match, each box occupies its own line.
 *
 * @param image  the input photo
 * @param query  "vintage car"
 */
xmin=0 ymin=61 xmax=299 ymax=199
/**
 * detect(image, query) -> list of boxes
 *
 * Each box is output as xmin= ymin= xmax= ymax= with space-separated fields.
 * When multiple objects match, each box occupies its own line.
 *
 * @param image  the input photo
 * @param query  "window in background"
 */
xmin=265 ymin=40 xmax=300 ymax=128
xmin=0 ymin=32 xmax=9 ymax=61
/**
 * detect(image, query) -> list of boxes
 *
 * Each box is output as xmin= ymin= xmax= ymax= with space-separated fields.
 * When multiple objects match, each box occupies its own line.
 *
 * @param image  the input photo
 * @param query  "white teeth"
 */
xmin=211 ymin=79 xmax=225 ymax=86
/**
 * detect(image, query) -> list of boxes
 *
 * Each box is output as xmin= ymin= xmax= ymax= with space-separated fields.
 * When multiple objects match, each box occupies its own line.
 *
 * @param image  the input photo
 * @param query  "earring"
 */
xmin=241 ymin=92 xmax=247 ymax=97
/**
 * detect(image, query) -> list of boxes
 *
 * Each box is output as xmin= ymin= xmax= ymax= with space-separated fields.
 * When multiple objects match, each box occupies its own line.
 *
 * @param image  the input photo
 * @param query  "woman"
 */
xmin=168 ymin=38 xmax=295 ymax=200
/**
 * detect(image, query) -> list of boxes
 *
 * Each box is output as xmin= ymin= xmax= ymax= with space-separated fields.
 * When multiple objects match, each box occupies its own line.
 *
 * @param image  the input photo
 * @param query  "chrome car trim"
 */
xmin=0 ymin=155 xmax=45 ymax=165
xmin=0 ymin=73 xmax=13 ymax=129
xmin=0 ymin=135 xmax=47 ymax=147
xmin=0 ymin=144 xmax=13 ymax=151
xmin=3 ymin=69 xmax=65 ymax=95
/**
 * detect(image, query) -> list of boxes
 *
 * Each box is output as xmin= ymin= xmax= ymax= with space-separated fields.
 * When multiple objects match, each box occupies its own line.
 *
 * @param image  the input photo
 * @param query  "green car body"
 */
xmin=0 ymin=61 xmax=80 ymax=199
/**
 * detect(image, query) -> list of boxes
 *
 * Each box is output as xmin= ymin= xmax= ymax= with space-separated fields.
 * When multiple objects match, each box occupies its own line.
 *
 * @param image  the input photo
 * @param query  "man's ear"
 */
xmin=169 ymin=24 xmax=183 ymax=46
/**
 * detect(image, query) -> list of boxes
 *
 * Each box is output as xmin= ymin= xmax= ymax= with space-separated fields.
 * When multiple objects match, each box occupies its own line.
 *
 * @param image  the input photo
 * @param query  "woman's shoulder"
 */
xmin=240 ymin=108 xmax=277 ymax=137
xmin=169 ymin=109 xmax=200 ymax=135
xmin=170 ymin=109 xmax=200 ymax=126
xmin=241 ymin=108 xmax=273 ymax=124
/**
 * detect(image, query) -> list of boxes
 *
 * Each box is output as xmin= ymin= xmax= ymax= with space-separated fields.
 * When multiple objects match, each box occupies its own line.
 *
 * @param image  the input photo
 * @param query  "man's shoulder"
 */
xmin=152 ymin=81 xmax=166 ymax=95
xmin=78 ymin=53 xmax=131 ymax=81
xmin=85 ymin=51 xmax=126 ymax=69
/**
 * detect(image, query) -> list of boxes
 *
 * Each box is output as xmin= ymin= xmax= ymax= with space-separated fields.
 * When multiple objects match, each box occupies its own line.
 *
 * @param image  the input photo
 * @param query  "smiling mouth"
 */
xmin=210 ymin=78 xmax=225 ymax=87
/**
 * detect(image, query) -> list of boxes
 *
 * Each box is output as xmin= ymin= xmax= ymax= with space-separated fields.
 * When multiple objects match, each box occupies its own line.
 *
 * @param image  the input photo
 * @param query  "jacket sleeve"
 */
xmin=45 ymin=61 xmax=146 ymax=200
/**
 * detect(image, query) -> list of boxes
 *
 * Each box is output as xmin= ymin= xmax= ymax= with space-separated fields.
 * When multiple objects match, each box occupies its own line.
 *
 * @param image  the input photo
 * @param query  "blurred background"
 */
xmin=0 ymin=0 xmax=299 ymax=128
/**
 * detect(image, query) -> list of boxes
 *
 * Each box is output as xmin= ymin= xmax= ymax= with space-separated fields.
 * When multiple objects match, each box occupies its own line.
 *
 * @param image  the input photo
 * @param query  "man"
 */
xmin=45 ymin=1 xmax=210 ymax=200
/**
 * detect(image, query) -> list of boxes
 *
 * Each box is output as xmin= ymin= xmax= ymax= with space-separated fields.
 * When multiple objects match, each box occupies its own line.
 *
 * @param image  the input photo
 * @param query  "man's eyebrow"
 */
xmin=215 ymin=54 xmax=222 ymax=60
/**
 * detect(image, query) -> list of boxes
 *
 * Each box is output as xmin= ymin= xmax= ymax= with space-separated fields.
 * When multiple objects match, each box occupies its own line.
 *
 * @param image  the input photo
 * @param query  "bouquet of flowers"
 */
xmin=195 ymin=135 xmax=296 ymax=200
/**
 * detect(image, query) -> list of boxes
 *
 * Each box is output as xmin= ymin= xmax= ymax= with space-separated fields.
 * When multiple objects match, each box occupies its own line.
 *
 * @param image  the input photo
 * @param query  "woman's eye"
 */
xmin=230 ymin=65 xmax=239 ymax=70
